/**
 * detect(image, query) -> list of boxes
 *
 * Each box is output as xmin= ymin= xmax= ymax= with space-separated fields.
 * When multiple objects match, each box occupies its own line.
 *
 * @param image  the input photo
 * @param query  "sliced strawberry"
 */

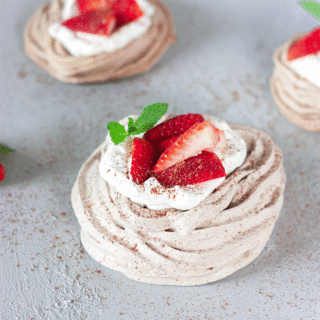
xmin=216 ymin=129 xmax=227 ymax=152
xmin=153 ymin=121 xmax=225 ymax=173
xmin=157 ymin=136 xmax=180 ymax=152
xmin=112 ymin=0 xmax=144 ymax=28
xmin=0 ymin=164 xmax=5 ymax=182
xmin=77 ymin=0 xmax=113 ymax=13
xmin=62 ymin=9 xmax=116 ymax=36
xmin=154 ymin=151 xmax=226 ymax=187
xmin=130 ymin=138 xmax=160 ymax=184
xmin=144 ymin=114 xmax=205 ymax=147
xmin=287 ymin=27 xmax=320 ymax=61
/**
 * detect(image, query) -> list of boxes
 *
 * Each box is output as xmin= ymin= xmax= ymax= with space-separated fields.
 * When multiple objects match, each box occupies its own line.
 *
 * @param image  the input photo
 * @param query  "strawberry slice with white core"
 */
xmin=153 ymin=121 xmax=226 ymax=173
xmin=62 ymin=9 xmax=116 ymax=36
xmin=130 ymin=138 xmax=160 ymax=184
xmin=287 ymin=27 xmax=320 ymax=61
xmin=216 ymin=129 xmax=227 ymax=152
xmin=154 ymin=151 xmax=226 ymax=188
xmin=144 ymin=113 xmax=205 ymax=148
xmin=157 ymin=135 xmax=180 ymax=152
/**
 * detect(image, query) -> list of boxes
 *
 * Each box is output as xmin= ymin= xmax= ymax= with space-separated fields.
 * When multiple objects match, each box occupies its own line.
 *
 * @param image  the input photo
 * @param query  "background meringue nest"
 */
xmin=24 ymin=0 xmax=176 ymax=83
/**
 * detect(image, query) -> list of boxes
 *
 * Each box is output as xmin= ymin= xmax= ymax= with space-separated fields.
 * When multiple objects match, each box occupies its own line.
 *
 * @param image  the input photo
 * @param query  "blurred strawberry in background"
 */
xmin=0 ymin=145 xmax=14 ymax=182
xmin=62 ymin=0 xmax=144 ymax=36
xmin=0 ymin=164 xmax=5 ymax=182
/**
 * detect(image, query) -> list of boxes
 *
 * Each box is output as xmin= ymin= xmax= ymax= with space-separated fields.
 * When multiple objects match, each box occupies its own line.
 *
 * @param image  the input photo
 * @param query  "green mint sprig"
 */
xmin=0 ymin=145 xmax=15 ymax=154
xmin=107 ymin=103 xmax=168 ymax=145
xmin=301 ymin=1 xmax=320 ymax=20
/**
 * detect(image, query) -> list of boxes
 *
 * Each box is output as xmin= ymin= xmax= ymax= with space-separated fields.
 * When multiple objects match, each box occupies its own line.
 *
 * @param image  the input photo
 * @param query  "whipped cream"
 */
xmin=290 ymin=54 xmax=320 ymax=89
xmin=48 ymin=0 xmax=155 ymax=56
xmin=99 ymin=115 xmax=247 ymax=210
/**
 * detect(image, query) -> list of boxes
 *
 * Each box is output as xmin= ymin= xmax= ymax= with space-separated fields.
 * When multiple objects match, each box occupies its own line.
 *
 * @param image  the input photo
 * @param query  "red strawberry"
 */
xmin=77 ymin=0 xmax=113 ymax=13
xmin=157 ymin=136 xmax=180 ymax=152
xmin=112 ymin=0 xmax=144 ymax=28
xmin=144 ymin=114 xmax=205 ymax=148
xmin=130 ymin=138 xmax=160 ymax=184
xmin=0 ymin=164 xmax=5 ymax=182
xmin=62 ymin=9 xmax=116 ymax=36
xmin=153 ymin=121 xmax=226 ymax=173
xmin=154 ymin=151 xmax=226 ymax=187
xmin=287 ymin=27 xmax=320 ymax=61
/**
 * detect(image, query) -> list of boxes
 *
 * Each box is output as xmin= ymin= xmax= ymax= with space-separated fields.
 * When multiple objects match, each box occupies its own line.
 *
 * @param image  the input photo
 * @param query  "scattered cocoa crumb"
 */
xmin=232 ymin=90 xmax=240 ymax=102
xmin=18 ymin=71 xmax=26 ymax=79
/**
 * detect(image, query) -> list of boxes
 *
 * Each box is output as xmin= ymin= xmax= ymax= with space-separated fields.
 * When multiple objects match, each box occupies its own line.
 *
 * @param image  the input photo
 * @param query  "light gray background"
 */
xmin=1 ymin=0 xmax=320 ymax=319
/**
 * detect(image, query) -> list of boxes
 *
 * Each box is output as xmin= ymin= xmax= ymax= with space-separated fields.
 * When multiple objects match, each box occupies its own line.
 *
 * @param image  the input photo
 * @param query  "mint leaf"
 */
xmin=134 ymin=103 xmax=168 ymax=132
xmin=301 ymin=1 xmax=320 ymax=20
xmin=107 ymin=103 xmax=168 ymax=145
xmin=107 ymin=122 xmax=128 ymax=145
xmin=127 ymin=117 xmax=138 ymax=134
xmin=128 ymin=117 xmax=134 ymax=129
xmin=0 ymin=145 xmax=14 ymax=154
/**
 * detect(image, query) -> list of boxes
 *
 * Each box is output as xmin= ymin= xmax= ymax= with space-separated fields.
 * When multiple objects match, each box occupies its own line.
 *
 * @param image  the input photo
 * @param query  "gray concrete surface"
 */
xmin=1 ymin=0 xmax=320 ymax=319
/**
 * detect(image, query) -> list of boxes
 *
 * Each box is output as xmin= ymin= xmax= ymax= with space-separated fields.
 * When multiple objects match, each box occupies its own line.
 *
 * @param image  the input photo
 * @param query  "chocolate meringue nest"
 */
xmin=270 ymin=34 xmax=320 ymax=132
xmin=24 ymin=0 xmax=176 ymax=83
xmin=71 ymin=123 xmax=286 ymax=286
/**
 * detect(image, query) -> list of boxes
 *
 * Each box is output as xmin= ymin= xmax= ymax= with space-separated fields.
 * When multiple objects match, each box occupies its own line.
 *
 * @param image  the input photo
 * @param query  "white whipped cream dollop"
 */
xmin=290 ymin=54 xmax=320 ymax=89
xmin=99 ymin=115 xmax=247 ymax=211
xmin=48 ymin=0 xmax=155 ymax=56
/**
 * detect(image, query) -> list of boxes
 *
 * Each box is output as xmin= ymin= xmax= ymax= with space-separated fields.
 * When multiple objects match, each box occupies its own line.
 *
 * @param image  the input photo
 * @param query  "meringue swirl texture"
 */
xmin=71 ymin=123 xmax=286 ymax=286
xmin=270 ymin=34 xmax=320 ymax=132
xmin=23 ymin=0 xmax=176 ymax=83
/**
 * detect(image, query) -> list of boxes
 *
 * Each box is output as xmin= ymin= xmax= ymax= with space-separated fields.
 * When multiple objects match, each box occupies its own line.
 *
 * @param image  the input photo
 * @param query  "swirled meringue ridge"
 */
xmin=71 ymin=121 xmax=286 ymax=286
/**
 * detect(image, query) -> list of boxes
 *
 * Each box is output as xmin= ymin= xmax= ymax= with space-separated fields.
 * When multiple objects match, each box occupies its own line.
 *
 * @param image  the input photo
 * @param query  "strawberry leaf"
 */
xmin=0 ymin=145 xmax=15 ymax=154
xmin=301 ymin=1 xmax=320 ymax=20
